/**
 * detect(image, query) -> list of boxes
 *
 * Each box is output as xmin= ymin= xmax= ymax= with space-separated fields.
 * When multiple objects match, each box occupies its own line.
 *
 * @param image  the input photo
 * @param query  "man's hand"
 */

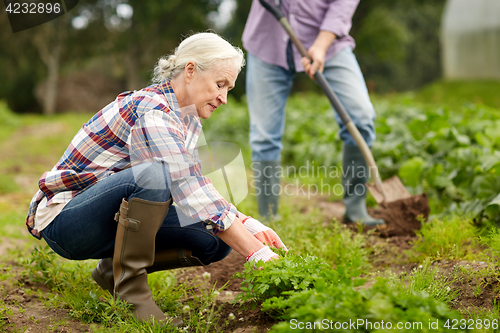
xmin=242 ymin=217 xmax=288 ymax=251
xmin=301 ymin=30 xmax=337 ymax=79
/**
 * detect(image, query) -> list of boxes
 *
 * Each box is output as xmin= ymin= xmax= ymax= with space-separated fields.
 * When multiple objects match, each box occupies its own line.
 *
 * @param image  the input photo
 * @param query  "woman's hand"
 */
xmin=301 ymin=30 xmax=337 ymax=79
xmin=241 ymin=217 xmax=288 ymax=251
xmin=217 ymin=216 xmax=278 ymax=263
xmin=246 ymin=246 xmax=279 ymax=263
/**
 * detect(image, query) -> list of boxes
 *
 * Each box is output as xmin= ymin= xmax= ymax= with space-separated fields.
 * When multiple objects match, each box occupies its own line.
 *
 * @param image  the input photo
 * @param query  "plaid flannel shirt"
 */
xmin=26 ymin=80 xmax=238 ymax=239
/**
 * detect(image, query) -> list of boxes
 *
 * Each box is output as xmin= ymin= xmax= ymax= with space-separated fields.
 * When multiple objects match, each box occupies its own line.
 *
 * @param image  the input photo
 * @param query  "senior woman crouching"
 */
xmin=25 ymin=32 xmax=286 ymax=326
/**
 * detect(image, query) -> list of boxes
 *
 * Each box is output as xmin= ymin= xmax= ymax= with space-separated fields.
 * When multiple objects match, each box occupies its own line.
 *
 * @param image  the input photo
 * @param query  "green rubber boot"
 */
xmin=342 ymin=145 xmax=385 ymax=226
xmin=252 ymin=160 xmax=281 ymax=221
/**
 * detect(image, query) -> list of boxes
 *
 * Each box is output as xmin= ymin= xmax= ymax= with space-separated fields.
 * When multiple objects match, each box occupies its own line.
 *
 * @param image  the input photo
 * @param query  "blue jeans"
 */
xmin=40 ymin=162 xmax=232 ymax=264
xmin=246 ymin=47 xmax=376 ymax=161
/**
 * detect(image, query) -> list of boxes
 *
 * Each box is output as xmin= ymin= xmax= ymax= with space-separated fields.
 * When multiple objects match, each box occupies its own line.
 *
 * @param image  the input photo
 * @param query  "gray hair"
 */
xmin=152 ymin=32 xmax=245 ymax=83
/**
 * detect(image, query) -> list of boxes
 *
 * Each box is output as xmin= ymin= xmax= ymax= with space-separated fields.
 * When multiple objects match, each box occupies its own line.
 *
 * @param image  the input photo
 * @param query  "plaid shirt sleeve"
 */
xmin=130 ymin=107 xmax=238 ymax=234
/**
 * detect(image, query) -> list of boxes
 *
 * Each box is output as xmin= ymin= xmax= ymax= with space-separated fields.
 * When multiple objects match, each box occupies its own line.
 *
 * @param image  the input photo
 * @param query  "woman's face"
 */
xmin=186 ymin=61 xmax=238 ymax=119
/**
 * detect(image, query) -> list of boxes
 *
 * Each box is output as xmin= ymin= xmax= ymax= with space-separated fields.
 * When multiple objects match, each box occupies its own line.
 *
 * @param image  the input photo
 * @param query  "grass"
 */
xmin=411 ymin=215 xmax=481 ymax=261
xmin=16 ymin=244 xmax=228 ymax=332
xmin=387 ymin=257 xmax=460 ymax=305
xmin=273 ymin=205 xmax=371 ymax=271
xmin=479 ymin=226 xmax=500 ymax=263
xmin=1 ymin=79 xmax=500 ymax=331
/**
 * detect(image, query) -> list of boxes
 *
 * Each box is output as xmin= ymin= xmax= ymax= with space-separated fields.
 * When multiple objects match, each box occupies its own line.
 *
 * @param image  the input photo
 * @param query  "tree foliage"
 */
xmin=1 ymin=0 xmax=447 ymax=113
xmin=0 ymin=0 xmax=221 ymax=113
xmin=352 ymin=0 xmax=447 ymax=92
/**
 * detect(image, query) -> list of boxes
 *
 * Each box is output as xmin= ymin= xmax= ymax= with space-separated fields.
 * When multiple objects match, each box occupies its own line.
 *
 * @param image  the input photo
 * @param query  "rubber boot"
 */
xmin=342 ymin=145 xmax=385 ymax=226
xmin=253 ymin=160 xmax=281 ymax=220
xmin=112 ymin=197 xmax=183 ymax=324
xmin=92 ymin=248 xmax=205 ymax=295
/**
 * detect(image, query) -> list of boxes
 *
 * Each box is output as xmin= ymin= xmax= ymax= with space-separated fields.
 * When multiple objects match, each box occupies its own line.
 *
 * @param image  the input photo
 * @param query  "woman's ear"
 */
xmin=184 ymin=61 xmax=196 ymax=83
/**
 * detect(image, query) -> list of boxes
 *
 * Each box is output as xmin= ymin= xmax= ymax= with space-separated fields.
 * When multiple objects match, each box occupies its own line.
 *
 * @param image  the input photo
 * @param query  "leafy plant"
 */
xmin=264 ymin=278 xmax=468 ymax=333
xmin=234 ymin=252 xmax=365 ymax=306
xmin=271 ymin=213 xmax=371 ymax=272
xmin=22 ymin=245 xmax=61 ymax=288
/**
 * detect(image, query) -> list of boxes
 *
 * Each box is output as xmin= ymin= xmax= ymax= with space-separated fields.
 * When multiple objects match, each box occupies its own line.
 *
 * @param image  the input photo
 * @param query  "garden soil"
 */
xmin=176 ymin=250 xmax=279 ymax=331
xmin=370 ymin=193 xmax=431 ymax=237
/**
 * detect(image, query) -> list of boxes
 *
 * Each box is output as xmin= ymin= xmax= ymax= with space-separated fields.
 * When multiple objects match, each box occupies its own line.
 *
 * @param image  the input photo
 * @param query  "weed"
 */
xmin=460 ymin=300 xmax=500 ymax=332
xmin=22 ymin=245 xmax=61 ymax=288
xmin=411 ymin=215 xmax=479 ymax=261
xmin=0 ymin=305 xmax=15 ymax=331
xmin=180 ymin=282 xmax=225 ymax=333
xmin=473 ymin=280 xmax=483 ymax=298
xmin=479 ymin=226 xmax=500 ymax=263
xmin=388 ymin=258 xmax=459 ymax=305
xmin=65 ymin=290 xmax=132 ymax=324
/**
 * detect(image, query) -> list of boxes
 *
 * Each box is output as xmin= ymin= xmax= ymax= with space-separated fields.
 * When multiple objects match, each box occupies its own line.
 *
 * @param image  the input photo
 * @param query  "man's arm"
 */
xmin=302 ymin=0 xmax=359 ymax=78
xmin=302 ymin=30 xmax=337 ymax=79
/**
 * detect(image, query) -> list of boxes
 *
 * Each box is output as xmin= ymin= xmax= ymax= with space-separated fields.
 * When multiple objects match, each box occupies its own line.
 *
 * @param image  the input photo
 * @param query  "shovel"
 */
xmin=258 ymin=0 xmax=430 ymax=234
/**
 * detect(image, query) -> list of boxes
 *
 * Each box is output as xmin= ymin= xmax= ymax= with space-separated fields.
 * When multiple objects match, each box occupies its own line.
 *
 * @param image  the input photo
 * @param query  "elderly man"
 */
xmin=243 ymin=0 xmax=384 ymax=225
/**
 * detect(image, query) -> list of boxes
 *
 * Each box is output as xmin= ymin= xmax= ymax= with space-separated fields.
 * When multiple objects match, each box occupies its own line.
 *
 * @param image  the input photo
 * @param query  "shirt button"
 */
xmin=283 ymin=36 xmax=287 ymax=42
xmin=290 ymin=14 xmax=295 ymax=20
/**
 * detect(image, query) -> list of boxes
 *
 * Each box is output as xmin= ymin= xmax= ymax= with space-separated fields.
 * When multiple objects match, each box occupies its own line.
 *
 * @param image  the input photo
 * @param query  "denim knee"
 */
xmin=131 ymin=162 xmax=172 ymax=202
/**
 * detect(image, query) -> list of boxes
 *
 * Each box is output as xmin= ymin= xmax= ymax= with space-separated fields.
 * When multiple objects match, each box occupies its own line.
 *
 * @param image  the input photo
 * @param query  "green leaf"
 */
xmin=450 ymin=127 xmax=471 ymax=146
xmin=475 ymin=132 xmax=493 ymax=148
xmin=477 ymin=174 xmax=500 ymax=200
xmin=398 ymin=156 xmax=426 ymax=187
xmin=484 ymin=193 xmax=500 ymax=220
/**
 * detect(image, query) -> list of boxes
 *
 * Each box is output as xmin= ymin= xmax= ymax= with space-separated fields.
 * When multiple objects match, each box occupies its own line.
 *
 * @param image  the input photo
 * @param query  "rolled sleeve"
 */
xmin=202 ymin=203 xmax=239 ymax=235
xmin=320 ymin=0 xmax=359 ymax=38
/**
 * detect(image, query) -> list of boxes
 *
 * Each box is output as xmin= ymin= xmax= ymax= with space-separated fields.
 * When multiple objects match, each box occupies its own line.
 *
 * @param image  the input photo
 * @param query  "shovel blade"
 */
xmin=367 ymin=175 xmax=412 ymax=204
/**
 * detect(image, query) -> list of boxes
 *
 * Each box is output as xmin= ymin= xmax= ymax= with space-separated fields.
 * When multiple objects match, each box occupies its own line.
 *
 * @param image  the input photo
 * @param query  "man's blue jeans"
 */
xmin=246 ymin=46 xmax=376 ymax=162
xmin=40 ymin=162 xmax=232 ymax=264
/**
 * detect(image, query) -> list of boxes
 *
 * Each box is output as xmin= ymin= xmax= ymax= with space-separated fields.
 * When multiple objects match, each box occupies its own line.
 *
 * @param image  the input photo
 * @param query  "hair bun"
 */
xmin=167 ymin=55 xmax=176 ymax=67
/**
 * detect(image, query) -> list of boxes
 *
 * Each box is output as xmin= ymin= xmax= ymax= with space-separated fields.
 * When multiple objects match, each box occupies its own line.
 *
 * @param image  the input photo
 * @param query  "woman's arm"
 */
xmin=217 ymin=215 xmax=264 ymax=257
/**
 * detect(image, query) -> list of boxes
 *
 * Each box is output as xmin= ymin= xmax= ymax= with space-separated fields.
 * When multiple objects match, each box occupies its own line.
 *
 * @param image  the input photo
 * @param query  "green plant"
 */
xmin=68 ymin=291 xmax=132 ymax=324
xmin=234 ymin=252 xmax=365 ymax=306
xmin=411 ymin=215 xmax=479 ymax=261
xmin=270 ymin=211 xmax=371 ymax=272
xmin=416 ymin=80 xmax=500 ymax=110
xmin=461 ymin=299 xmax=500 ymax=332
xmin=479 ymin=224 xmax=500 ymax=264
xmin=264 ymin=278 xmax=468 ymax=333
xmin=473 ymin=281 xmax=483 ymax=298
xmin=387 ymin=258 xmax=459 ymax=305
xmin=22 ymin=245 xmax=61 ymax=288
xmin=0 ymin=305 xmax=15 ymax=331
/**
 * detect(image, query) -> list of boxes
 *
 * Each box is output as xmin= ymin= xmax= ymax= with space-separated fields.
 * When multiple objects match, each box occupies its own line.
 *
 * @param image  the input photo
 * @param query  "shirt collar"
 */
xmin=159 ymin=80 xmax=201 ymax=120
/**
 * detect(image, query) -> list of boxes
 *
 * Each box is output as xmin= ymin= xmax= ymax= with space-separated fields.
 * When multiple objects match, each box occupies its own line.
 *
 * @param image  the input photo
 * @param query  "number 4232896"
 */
xmin=444 ymin=318 xmax=498 ymax=330
xmin=5 ymin=2 xmax=61 ymax=14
